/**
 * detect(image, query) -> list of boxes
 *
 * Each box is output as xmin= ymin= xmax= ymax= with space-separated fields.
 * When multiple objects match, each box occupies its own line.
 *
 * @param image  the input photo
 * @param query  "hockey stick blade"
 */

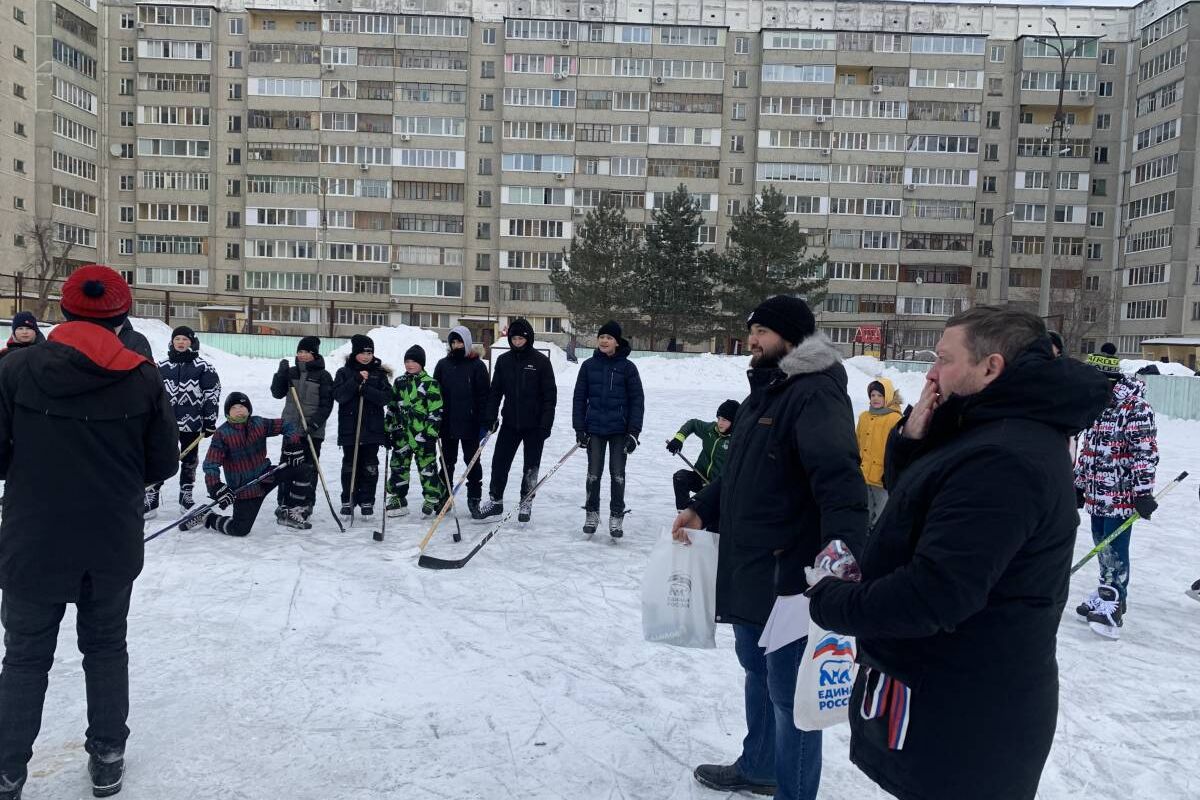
xmin=1070 ymin=470 xmax=1188 ymax=574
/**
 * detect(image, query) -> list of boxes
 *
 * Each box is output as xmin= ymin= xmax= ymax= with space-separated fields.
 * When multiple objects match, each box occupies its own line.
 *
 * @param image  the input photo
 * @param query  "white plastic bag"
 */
xmin=641 ymin=527 xmax=718 ymax=649
xmin=794 ymin=620 xmax=858 ymax=730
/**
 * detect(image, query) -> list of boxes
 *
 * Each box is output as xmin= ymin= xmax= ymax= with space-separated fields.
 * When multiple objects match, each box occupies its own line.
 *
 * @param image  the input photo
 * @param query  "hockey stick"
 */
xmin=435 ymin=439 xmax=463 ymax=544
xmin=418 ymin=442 xmax=581 ymax=570
xmin=373 ymin=444 xmax=390 ymax=542
xmin=288 ymin=385 xmax=344 ymax=533
xmin=1070 ymin=470 xmax=1188 ymax=574
xmin=144 ymin=465 xmax=286 ymax=544
xmin=671 ymin=450 xmax=710 ymax=485
xmin=416 ymin=431 xmax=493 ymax=553
xmin=179 ymin=433 xmax=204 ymax=461
xmin=346 ymin=393 xmax=365 ymax=528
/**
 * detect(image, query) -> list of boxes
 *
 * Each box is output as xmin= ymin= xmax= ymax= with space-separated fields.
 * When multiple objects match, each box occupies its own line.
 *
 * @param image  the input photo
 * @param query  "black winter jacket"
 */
xmin=118 ymin=323 xmax=154 ymax=361
xmin=807 ymin=341 xmax=1110 ymax=800
xmin=433 ymin=351 xmax=490 ymax=440
xmin=272 ymin=355 xmax=334 ymax=441
xmin=571 ymin=343 xmax=645 ymax=436
xmin=485 ymin=338 xmax=556 ymax=436
xmin=0 ymin=322 xmax=179 ymax=602
xmin=158 ymin=349 xmax=221 ymax=434
xmin=691 ymin=334 xmax=867 ymax=626
xmin=332 ymin=357 xmax=392 ymax=447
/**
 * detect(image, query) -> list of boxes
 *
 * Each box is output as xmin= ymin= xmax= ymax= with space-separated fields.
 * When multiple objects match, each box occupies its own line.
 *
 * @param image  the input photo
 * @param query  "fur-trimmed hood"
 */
xmin=778 ymin=332 xmax=842 ymax=378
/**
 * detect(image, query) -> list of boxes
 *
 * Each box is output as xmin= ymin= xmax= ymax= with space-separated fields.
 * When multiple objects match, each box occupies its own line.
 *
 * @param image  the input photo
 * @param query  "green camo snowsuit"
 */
xmin=671 ymin=419 xmax=731 ymax=481
xmin=385 ymin=370 xmax=446 ymax=509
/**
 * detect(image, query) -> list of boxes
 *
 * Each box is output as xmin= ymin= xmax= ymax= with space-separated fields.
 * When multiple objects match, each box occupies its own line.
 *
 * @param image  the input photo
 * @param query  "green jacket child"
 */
xmin=384 ymin=345 xmax=446 ymax=516
xmin=666 ymin=399 xmax=740 ymax=512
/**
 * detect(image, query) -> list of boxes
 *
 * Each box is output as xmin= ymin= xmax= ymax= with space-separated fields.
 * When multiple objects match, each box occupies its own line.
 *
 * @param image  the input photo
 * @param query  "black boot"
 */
xmin=88 ymin=752 xmax=125 ymax=798
xmin=693 ymin=764 xmax=775 ymax=796
xmin=0 ymin=771 xmax=25 ymax=800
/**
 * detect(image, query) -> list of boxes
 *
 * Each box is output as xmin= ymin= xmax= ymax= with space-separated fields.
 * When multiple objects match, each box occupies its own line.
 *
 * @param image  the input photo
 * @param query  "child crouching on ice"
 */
xmin=183 ymin=392 xmax=305 ymax=536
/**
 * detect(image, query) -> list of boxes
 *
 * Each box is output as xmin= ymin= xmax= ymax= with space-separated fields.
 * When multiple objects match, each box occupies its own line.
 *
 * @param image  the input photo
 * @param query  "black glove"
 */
xmin=624 ymin=433 xmax=639 ymax=455
xmin=1075 ymin=487 xmax=1085 ymax=509
xmin=576 ymin=430 xmax=590 ymax=447
xmin=1133 ymin=494 xmax=1158 ymax=520
xmin=666 ymin=437 xmax=683 ymax=455
xmin=277 ymin=359 xmax=290 ymax=374
xmin=282 ymin=447 xmax=307 ymax=468
xmin=203 ymin=428 xmax=216 ymax=438
xmin=306 ymin=422 xmax=322 ymax=438
xmin=211 ymin=483 xmax=235 ymax=509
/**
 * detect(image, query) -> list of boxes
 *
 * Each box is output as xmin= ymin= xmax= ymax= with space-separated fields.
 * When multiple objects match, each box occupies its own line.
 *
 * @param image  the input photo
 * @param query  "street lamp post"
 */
xmin=1034 ymin=19 xmax=1088 ymax=318
xmin=987 ymin=209 xmax=1016 ymax=303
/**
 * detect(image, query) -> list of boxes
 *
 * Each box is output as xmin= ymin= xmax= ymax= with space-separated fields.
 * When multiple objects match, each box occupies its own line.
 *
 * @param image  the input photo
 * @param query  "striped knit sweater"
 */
xmin=158 ymin=350 xmax=221 ymax=433
xmin=203 ymin=416 xmax=301 ymax=500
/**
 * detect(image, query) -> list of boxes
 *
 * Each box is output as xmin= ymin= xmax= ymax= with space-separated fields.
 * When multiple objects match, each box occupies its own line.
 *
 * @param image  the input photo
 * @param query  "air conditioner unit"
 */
xmin=324 ymin=64 xmax=335 ymax=72
xmin=904 ymin=184 xmax=916 ymax=192
xmin=653 ymin=75 xmax=665 ymax=85
xmin=560 ymin=38 xmax=571 ymax=48
xmin=553 ymin=71 xmax=565 ymax=81
xmin=573 ymin=206 xmax=585 ymax=216
xmin=871 ymin=84 xmax=883 ymax=94
xmin=1078 ymin=90 xmax=1089 ymax=98
xmin=816 ymin=115 xmax=828 ymax=124
xmin=136 ymin=22 xmax=146 ymax=31
xmin=554 ymin=172 xmax=566 ymax=181
xmin=359 ymin=163 xmax=370 ymax=172
xmin=391 ymin=263 xmax=403 ymax=272
xmin=399 ymin=133 xmax=412 ymax=142
xmin=820 ymin=148 xmax=832 ymax=156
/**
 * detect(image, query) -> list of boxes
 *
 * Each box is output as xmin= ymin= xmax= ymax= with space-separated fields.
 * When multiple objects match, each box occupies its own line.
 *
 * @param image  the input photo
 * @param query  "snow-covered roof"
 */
xmin=1140 ymin=338 xmax=1200 ymax=346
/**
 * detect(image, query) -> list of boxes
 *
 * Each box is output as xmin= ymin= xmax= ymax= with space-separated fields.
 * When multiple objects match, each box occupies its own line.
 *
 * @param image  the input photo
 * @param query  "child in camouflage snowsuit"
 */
xmin=385 ymin=345 xmax=446 ymax=517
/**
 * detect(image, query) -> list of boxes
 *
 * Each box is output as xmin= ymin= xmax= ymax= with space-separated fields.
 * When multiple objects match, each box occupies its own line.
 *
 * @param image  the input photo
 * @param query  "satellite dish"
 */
xmin=109 ymin=144 xmax=123 ymax=156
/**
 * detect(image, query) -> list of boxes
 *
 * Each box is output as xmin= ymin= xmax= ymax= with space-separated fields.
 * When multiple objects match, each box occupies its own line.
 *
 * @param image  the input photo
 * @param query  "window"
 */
xmin=732 ymin=102 xmax=747 ymax=121
xmin=228 ymin=115 xmax=242 ymax=133
xmin=1123 ymin=299 xmax=1167 ymax=320
xmin=982 ymin=176 xmax=997 ymax=193
xmin=1101 ymin=47 xmax=1115 ymax=65
xmin=1087 ymin=242 xmax=1104 ymax=260
xmin=728 ymin=167 xmax=743 ymax=185
xmin=1089 ymin=210 xmax=1105 ymax=227
xmin=478 ymin=157 xmax=493 ymax=175
xmin=477 ymin=190 xmax=492 ymax=207
xmin=732 ymin=69 xmax=748 ymax=89
xmin=988 ymin=77 xmax=1003 ymax=95
xmin=476 ymin=253 xmax=492 ymax=271
xmin=1093 ymin=147 xmax=1108 ymax=165
xmin=119 ymin=206 xmax=135 ymax=223
xmin=474 ymin=285 xmax=490 ymax=303
xmin=729 ymin=135 xmax=744 ymax=153
xmin=986 ymin=111 xmax=1001 ymax=129
xmin=13 ymin=84 xmax=27 ymax=100
xmin=119 ymin=175 xmax=134 ymax=191
xmin=482 ymin=27 xmax=496 ymax=45
xmin=120 ymin=79 xmax=134 ymax=96
xmin=13 ymin=7 xmax=26 ymax=23
xmin=735 ymin=37 xmax=749 ymax=55
xmin=229 ymin=17 xmax=245 ymax=34
xmin=477 ymin=222 xmax=491 ymax=239
xmin=1092 ymin=178 xmax=1107 ymax=196
xmin=480 ymin=93 xmax=494 ymax=111
xmin=229 ymin=83 xmax=243 ymax=100
xmin=1096 ymin=113 xmax=1111 ymax=130
xmin=119 ymin=12 xmax=134 ymax=29
xmin=227 ymin=211 xmax=241 ymax=228
xmin=118 ymin=111 xmax=133 ymax=128
xmin=984 ymin=144 xmax=999 ymax=161
xmin=228 ymin=148 xmax=242 ymax=165
xmin=119 ymin=143 xmax=134 ymax=159
xmin=1097 ymin=81 xmax=1113 ymax=97
xmin=989 ymin=45 xmax=1006 ymax=63
xmin=478 ymin=124 xmax=494 ymax=144
xmin=480 ymin=60 xmax=495 ymax=79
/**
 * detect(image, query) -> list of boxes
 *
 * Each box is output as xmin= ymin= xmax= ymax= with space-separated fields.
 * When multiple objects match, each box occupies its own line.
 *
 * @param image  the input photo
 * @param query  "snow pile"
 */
xmin=326 ymin=324 xmax=446 ymax=375
xmin=1120 ymin=358 xmax=1196 ymax=377
xmin=629 ymin=352 xmax=749 ymax=391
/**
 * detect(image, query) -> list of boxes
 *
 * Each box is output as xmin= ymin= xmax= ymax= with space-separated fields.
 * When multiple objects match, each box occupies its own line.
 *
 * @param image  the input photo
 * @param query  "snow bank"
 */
xmin=326 ymin=324 xmax=446 ymax=375
xmin=1119 ymin=358 xmax=1196 ymax=377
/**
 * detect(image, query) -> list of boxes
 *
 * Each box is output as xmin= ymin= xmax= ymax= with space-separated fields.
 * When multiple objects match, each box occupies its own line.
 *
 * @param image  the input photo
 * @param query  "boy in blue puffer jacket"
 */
xmin=572 ymin=320 xmax=644 ymax=539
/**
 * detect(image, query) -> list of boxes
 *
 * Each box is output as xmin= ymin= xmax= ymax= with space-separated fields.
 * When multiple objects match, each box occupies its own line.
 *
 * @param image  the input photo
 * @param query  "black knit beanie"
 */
xmin=351 ymin=334 xmax=375 ymax=356
xmin=298 ymin=335 xmax=321 ymax=355
xmin=224 ymin=391 xmax=253 ymax=417
xmin=404 ymin=345 xmax=426 ymax=368
xmin=598 ymin=320 xmax=622 ymax=339
xmin=716 ymin=399 xmax=740 ymax=422
xmin=746 ymin=295 xmax=816 ymax=345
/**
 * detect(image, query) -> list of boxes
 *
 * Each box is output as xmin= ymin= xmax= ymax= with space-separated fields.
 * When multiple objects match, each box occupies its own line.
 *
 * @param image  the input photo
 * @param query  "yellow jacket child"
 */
xmin=857 ymin=378 xmax=902 ymax=490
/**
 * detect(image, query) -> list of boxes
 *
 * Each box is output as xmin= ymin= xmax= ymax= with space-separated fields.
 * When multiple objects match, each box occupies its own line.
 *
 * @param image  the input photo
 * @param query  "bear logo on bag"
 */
xmin=666 ymin=572 xmax=692 ymax=609
xmin=819 ymin=658 xmax=854 ymax=687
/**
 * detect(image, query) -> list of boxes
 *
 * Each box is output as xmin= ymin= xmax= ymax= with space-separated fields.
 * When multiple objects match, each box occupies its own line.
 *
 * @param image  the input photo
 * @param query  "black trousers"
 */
xmin=154 ymin=431 xmax=202 ymax=493
xmin=203 ymin=493 xmax=268 ymax=537
xmin=340 ymin=444 xmax=380 ymax=506
xmin=278 ymin=438 xmax=323 ymax=511
xmin=585 ymin=434 xmax=628 ymax=515
xmin=442 ymin=436 xmax=483 ymax=501
xmin=673 ymin=469 xmax=705 ymax=510
xmin=0 ymin=577 xmax=132 ymax=780
xmin=489 ymin=425 xmax=544 ymax=502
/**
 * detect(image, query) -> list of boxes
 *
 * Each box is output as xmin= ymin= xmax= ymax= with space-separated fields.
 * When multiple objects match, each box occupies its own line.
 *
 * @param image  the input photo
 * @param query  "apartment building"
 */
xmin=1 ymin=0 xmax=1197 ymax=355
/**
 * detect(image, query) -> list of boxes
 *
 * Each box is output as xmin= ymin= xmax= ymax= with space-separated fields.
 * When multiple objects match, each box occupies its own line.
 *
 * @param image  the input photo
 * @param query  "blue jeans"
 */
xmin=1091 ymin=514 xmax=1133 ymax=603
xmin=733 ymin=624 xmax=822 ymax=800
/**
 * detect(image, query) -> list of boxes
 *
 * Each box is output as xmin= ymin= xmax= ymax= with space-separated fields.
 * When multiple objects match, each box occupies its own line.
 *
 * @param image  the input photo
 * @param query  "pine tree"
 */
xmin=550 ymin=199 xmax=642 ymax=334
xmin=636 ymin=184 xmax=717 ymax=348
xmin=716 ymin=186 xmax=828 ymax=341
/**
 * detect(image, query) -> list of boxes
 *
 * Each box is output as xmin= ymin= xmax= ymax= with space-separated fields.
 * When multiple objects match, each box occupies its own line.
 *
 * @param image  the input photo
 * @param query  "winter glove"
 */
xmin=211 ymin=483 xmax=235 ymax=510
xmin=282 ymin=447 xmax=307 ymax=468
xmin=1134 ymin=494 xmax=1158 ymax=521
xmin=624 ymin=433 xmax=639 ymax=455
xmin=203 ymin=428 xmax=216 ymax=438
xmin=1075 ymin=487 xmax=1085 ymax=509
xmin=576 ymin=430 xmax=590 ymax=448
xmin=666 ymin=437 xmax=683 ymax=455
xmin=277 ymin=359 xmax=290 ymax=374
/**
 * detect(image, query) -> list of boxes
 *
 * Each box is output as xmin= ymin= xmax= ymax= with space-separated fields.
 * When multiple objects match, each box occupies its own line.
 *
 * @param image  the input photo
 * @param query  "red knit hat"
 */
xmin=60 ymin=265 xmax=133 ymax=326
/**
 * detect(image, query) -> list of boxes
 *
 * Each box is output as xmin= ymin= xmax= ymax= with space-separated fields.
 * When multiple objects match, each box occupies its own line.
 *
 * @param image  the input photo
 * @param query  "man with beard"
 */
xmin=672 ymin=295 xmax=867 ymax=800
xmin=805 ymin=307 xmax=1110 ymax=800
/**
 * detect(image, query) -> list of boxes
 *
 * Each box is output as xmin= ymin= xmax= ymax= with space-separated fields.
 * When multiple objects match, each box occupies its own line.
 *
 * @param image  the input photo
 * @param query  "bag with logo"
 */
xmin=640 ymin=527 xmax=718 ymax=649
xmin=794 ymin=620 xmax=858 ymax=730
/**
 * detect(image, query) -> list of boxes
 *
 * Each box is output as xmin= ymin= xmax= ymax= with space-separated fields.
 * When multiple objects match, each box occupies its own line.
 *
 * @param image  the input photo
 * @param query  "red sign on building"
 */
xmin=854 ymin=325 xmax=882 ymax=345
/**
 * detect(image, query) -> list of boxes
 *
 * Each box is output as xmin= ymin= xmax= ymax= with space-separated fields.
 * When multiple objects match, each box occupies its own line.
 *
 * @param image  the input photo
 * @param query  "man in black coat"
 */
xmin=271 ymin=335 xmax=334 ymax=528
xmin=672 ymin=295 xmax=867 ymax=800
xmin=473 ymin=318 xmax=556 ymax=523
xmin=806 ymin=307 xmax=1111 ymax=800
xmin=0 ymin=265 xmax=179 ymax=800
xmin=331 ymin=334 xmax=392 ymax=516
xmin=432 ymin=326 xmax=490 ymax=516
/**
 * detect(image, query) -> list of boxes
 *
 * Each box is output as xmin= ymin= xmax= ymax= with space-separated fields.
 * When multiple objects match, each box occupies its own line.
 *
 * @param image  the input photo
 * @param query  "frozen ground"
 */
xmin=13 ymin=321 xmax=1200 ymax=799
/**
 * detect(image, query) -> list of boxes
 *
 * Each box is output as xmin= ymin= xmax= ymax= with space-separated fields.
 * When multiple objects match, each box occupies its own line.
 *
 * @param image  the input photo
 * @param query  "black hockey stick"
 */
xmin=288 ymin=385 xmax=345 ymax=533
xmin=144 ymin=465 xmax=286 ymax=544
xmin=418 ymin=442 xmax=581 ymax=570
